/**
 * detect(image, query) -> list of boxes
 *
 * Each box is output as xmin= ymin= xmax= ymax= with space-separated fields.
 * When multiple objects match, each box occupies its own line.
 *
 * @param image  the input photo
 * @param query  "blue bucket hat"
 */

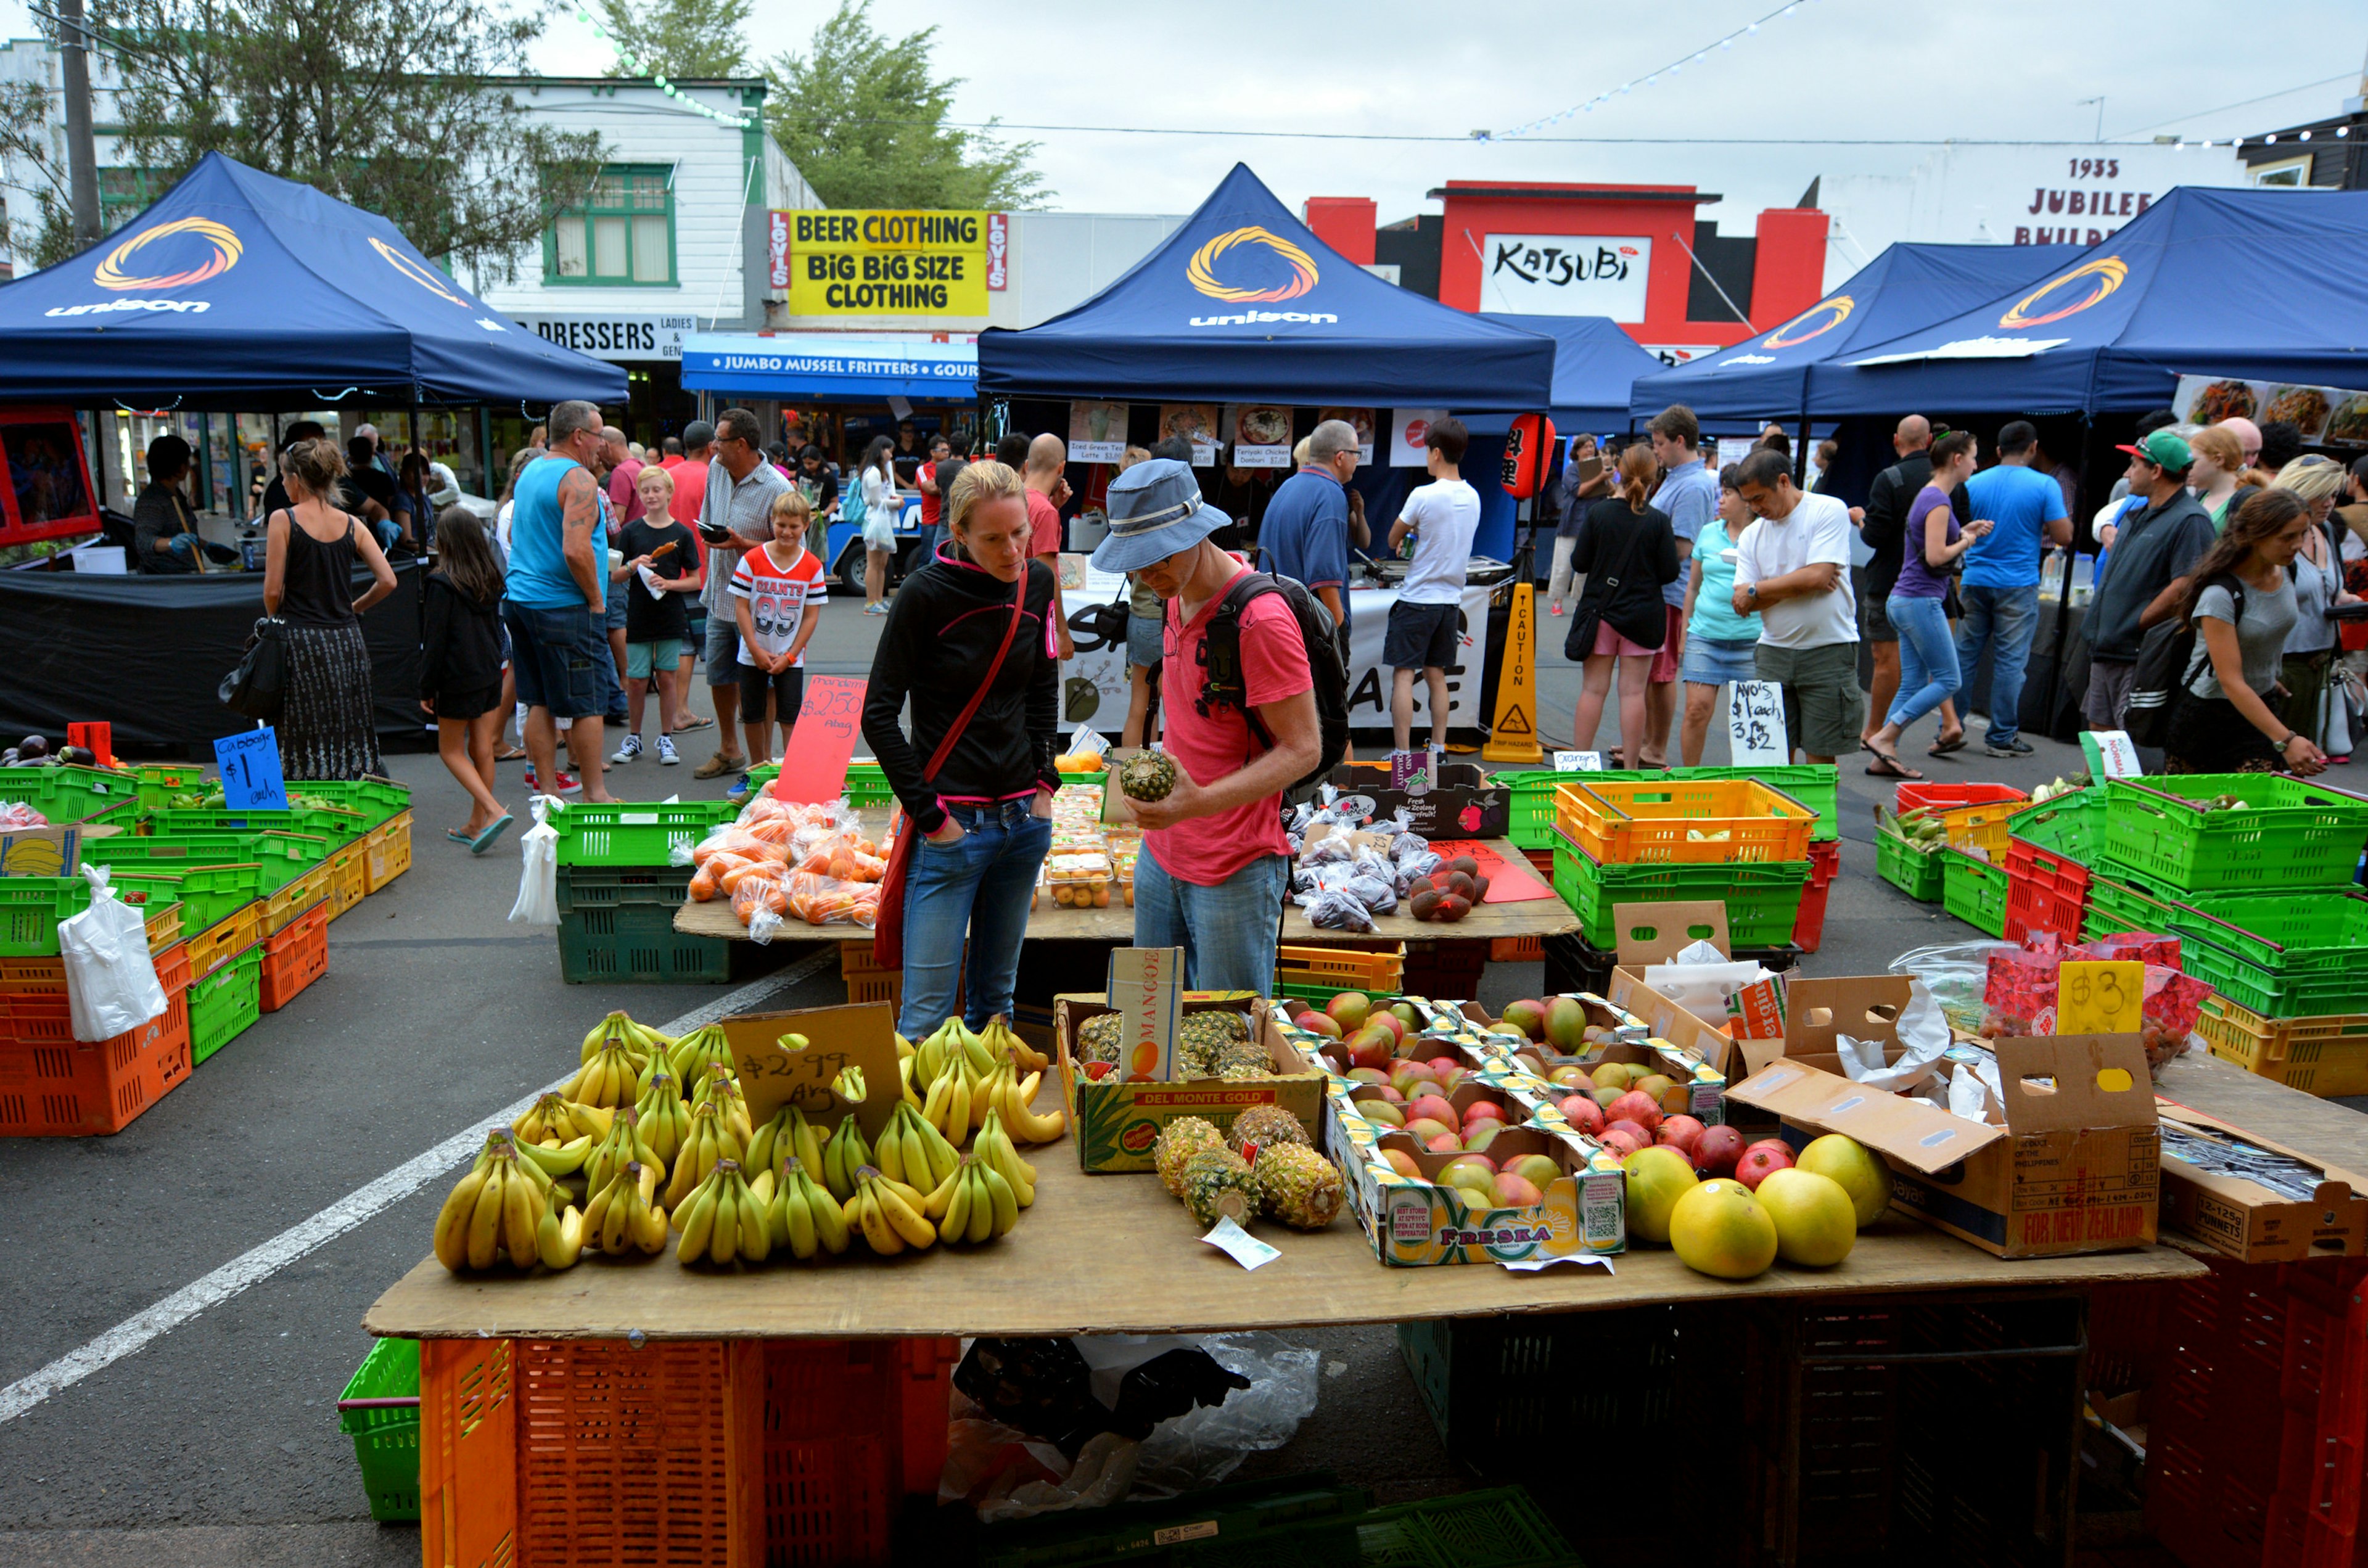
xmin=1090 ymin=459 xmax=1230 ymax=573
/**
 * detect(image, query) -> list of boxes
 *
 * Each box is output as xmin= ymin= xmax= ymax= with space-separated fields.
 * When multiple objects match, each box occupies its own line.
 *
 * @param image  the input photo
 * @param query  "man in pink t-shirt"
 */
xmin=1093 ymin=459 xmax=1318 ymax=990
xmin=1022 ymin=432 xmax=1074 ymax=660
xmin=602 ymin=427 xmax=644 ymax=528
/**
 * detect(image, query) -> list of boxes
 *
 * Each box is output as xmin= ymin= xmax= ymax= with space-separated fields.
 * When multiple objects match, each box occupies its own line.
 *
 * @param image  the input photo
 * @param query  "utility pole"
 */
xmin=57 ymin=0 xmax=101 ymax=246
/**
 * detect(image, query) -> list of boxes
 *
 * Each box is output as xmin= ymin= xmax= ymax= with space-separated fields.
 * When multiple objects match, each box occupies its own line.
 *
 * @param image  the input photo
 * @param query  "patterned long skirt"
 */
xmin=281 ymin=621 xmax=384 ymax=781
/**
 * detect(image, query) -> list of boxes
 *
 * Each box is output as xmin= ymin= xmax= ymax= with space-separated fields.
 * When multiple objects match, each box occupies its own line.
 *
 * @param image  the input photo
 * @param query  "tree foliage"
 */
xmin=0 ymin=78 xmax=81 ymax=271
xmin=90 ymin=0 xmax=606 ymax=278
xmin=595 ymin=0 xmax=751 ymax=81
xmin=767 ymin=0 xmax=1046 ymax=211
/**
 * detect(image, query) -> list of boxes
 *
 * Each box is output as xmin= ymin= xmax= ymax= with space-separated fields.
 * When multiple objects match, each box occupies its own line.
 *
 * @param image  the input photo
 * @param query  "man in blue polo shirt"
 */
xmin=1953 ymin=421 xmax=2070 ymax=757
xmin=1259 ymin=419 xmax=1360 ymax=633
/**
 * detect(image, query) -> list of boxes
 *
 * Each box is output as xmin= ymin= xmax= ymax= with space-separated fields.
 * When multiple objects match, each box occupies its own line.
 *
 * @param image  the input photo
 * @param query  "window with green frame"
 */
xmin=99 ymin=167 xmax=168 ymax=231
xmin=546 ymin=165 xmax=676 ymax=285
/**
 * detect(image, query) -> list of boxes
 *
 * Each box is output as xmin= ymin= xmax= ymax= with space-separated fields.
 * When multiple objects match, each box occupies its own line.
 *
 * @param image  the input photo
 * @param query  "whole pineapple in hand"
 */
xmin=1119 ymin=750 xmax=1179 ymax=802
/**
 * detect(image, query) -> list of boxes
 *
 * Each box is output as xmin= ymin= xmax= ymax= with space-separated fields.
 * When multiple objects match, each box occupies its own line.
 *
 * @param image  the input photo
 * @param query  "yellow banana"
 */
xmin=518 ymin=1134 xmax=593 ymax=1179
xmin=873 ymin=1114 xmax=910 ymax=1186
xmin=1001 ymin=1074 xmax=1066 ymax=1144
xmin=668 ymin=1022 xmax=736 ymax=1084
xmin=593 ymin=1167 xmax=633 ymax=1254
xmin=921 ymin=1160 xmax=963 ymax=1220
xmin=434 ymin=1166 xmax=489 ymax=1271
xmin=945 ymin=1069 xmax=973 ymax=1147
xmin=921 ymin=1069 xmax=951 ymax=1129
xmin=580 ymin=1010 xmax=627 ymax=1064
xmin=791 ymin=1109 xmax=826 ymax=1178
xmin=854 ymin=1179 xmax=901 ymax=1254
xmin=536 ymin=1205 xmax=585 ymax=1270
xmin=871 ymin=1168 xmax=937 ymax=1249
xmin=675 ymin=1173 xmax=718 ymax=1261
xmin=799 ymin=1163 xmax=850 ymax=1254
xmin=569 ymin=1039 xmax=640 ymax=1109
xmin=976 ymin=1114 xmax=1036 ymax=1207
xmin=959 ymin=1019 xmax=995 ymax=1076
xmin=736 ymin=1170 xmax=773 ymax=1263
xmin=898 ymin=1054 xmax=923 ymax=1111
xmin=966 ymin=1164 xmax=998 ymax=1244
xmin=466 ymin=1162 xmax=508 ymax=1270
xmin=978 ymin=1159 xmax=1019 ymax=1238
xmin=942 ymin=1157 xmax=973 ymax=1241
xmin=895 ymin=1031 xmax=915 ymax=1061
xmin=631 ymin=1188 xmax=668 ymax=1254
xmin=709 ymin=1167 xmax=741 ymax=1265
xmin=749 ymin=1167 xmax=775 ymax=1206
xmin=635 ymin=1069 xmax=688 ymax=1167
xmin=776 ymin=1166 xmax=818 ymax=1260
xmin=501 ymin=1157 xmax=543 ymax=1269
xmin=878 ymin=1170 xmax=930 ymax=1212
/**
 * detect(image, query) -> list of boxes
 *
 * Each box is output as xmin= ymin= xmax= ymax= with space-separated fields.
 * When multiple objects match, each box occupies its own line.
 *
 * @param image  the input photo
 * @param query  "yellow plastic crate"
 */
xmin=1553 ymin=778 xmax=1815 ymax=864
xmin=2194 ymin=994 xmax=2368 ymax=1099
xmin=264 ymin=859 xmax=334 ymax=935
xmin=363 ymin=812 xmax=413 ymax=893
xmin=1273 ymin=943 xmax=1407 ymax=999
xmin=325 ymin=842 xmax=368 ymax=921
xmin=184 ymin=900 xmax=263 ymax=983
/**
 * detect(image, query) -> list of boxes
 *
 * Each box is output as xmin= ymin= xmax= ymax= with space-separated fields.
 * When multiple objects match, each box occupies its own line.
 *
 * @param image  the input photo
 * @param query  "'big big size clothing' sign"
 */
xmin=785 ymin=210 xmax=992 ymax=317
xmin=1478 ymin=233 xmax=1651 ymax=321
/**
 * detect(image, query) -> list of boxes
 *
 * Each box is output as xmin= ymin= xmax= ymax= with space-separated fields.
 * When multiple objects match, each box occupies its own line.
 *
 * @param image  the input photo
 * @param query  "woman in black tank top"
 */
xmin=265 ymin=438 xmax=397 ymax=779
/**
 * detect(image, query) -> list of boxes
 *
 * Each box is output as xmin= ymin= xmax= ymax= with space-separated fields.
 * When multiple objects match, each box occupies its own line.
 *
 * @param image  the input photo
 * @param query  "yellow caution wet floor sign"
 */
xmin=1483 ymin=579 xmax=1544 ymax=763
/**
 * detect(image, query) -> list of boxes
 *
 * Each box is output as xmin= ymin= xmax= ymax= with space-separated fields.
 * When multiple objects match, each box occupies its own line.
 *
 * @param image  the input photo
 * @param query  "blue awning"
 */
xmin=1462 ymin=313 xmax=1666 ymax=435
xmin=0 ymin=152 xmax=624 ymax=408
xmin=679 ymin=333 xmax=977 ymax=402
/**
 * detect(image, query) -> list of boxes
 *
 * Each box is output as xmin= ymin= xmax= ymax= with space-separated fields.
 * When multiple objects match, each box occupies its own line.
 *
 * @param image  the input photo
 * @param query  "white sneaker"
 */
xmin=656 ymin=735 xmax=680 ymax=766
xmin=609 ymin=734 xmax=642 ymax=765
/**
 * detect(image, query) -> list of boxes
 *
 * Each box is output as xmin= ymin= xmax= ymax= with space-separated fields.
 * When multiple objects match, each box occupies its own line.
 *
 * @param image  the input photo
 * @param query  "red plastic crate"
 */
xmin=419 ymin=1336 xmax=957 ymax=1568
xmin=1791 ymin=839 xmax=1841 ymax=953
xmin=0 ymin=988 xmax=190 ymax=1136
xmin=2148 ymin=1254 xmax=2368 ymax=1568
xmin=1894 ymin=781 xmax=2029 ymax=815
xmin=2003 ymin=837 xmax=2092 ymax=945
xmin=258 ymin=902 xmax=327 ymax=1013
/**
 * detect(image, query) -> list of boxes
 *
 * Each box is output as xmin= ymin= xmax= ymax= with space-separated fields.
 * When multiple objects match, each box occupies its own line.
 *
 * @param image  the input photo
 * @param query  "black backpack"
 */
xmin=2123 ymin=572 xmax=2242 ymax=747
xmin=1157 ymin=571 xmax=1349 ymax=805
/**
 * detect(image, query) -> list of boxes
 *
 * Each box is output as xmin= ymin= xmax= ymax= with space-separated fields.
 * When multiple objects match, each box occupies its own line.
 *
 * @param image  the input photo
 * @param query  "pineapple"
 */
xmin=1119 ymin=750 xmax=1179 ymax=802
xmin=1153 ymin=1117 xmax=1226 ymax=1197
xmin=1226 ymin=1104 xmax=1310 ymax=1157
xmin=1252 ymin=1144 xmax=1344 ymax=1231
xmin=1215 ymin=1039 xmax=1272 ymax=1080
xmin=1178 ymin=1146 xmax=1259 ymax=1228
xmin=1076 ymin=1012 xmax=1124 ymax=1067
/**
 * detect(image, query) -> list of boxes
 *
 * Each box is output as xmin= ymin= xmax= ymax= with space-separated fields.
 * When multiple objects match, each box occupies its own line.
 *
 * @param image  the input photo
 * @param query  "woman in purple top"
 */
xmin=1865 ymin=430 xmax=1992 ymax=779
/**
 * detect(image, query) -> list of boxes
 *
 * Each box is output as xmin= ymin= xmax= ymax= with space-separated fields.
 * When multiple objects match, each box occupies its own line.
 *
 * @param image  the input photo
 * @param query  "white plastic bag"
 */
xmin=60 ymin=864 xmax=167 ymax=1041
xmin=508 ymin=795 xmax=561 ymax=924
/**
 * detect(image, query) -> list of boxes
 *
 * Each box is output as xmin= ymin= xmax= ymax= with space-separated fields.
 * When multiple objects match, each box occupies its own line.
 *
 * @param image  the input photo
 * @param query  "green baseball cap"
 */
xmin=2117 ymin=429 xmax=2191 ymax=470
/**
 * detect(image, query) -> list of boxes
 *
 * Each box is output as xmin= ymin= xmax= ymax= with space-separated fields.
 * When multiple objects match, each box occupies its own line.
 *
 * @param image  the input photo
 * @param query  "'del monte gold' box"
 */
xmin=1053 ymin=991 xmax=1326 ymax=1173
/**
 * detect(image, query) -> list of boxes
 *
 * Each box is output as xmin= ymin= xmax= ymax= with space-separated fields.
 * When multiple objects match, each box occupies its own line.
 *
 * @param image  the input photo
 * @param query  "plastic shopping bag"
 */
xmin=60 ymin=864 xmax=168 ymax=1041
xmin=508 ymin=795 xmax=561 ymax=924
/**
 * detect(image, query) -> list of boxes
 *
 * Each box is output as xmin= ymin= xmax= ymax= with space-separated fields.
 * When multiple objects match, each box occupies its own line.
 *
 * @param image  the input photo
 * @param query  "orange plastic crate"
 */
xmin=0 ymin=988 xmax=189 ymax=1135
xmin=419 ymin=1336 xmax=956 ymax=1568
xmin=258 ymin=901 xmax=328 ymax=1013
xmin=1895 ymin=782 xmax=2031 ymax=858
xmin=1553 ymin=778 xmax=1814 ymax=864
xmin=1274 ymin=942 xmax=1407 ymax=993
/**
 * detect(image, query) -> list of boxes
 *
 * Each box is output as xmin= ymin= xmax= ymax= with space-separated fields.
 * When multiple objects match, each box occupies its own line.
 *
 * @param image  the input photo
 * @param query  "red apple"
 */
xmin=1558 ymin=1094 xmax=1606 ymax=1136
xmin=1608 ymin=1090 xmax=1664 ymax=1133
xmin=1695 ymin=1123 xmax=1746 ymax=1176
xmin=1735 ymin=1141 xmax=1794 ymax=1191
xmin=1657 ymin=1115 xmax=1706 ymax=1156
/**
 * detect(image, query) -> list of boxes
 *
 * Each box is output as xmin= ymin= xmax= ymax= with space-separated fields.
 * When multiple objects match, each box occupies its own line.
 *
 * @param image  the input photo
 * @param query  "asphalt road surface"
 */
xmin=1 ymin=593 xmax=2350 ymax=1565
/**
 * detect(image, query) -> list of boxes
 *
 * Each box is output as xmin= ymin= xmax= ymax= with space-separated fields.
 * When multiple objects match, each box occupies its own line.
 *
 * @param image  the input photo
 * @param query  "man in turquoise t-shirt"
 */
xmin=1952 ymin=421 xmax=2070 ymax=757
xmin=506 ymin=400 xmax=619 ymax=803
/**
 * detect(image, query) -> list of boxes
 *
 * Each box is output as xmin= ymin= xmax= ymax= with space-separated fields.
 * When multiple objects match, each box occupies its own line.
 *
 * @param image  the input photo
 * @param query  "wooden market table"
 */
xmin=669 ymin=834 xmax=1579 ymax=948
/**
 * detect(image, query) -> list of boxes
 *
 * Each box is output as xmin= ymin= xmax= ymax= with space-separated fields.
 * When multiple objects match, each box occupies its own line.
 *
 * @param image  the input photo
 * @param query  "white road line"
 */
xmin=0 ymin=949 xmax=841 ymax=1426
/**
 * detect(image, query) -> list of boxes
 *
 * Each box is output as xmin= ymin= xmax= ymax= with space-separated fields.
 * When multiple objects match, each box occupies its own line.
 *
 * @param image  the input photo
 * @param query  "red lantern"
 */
xmin=1498 ymin=413 xmax=1557 ymax=499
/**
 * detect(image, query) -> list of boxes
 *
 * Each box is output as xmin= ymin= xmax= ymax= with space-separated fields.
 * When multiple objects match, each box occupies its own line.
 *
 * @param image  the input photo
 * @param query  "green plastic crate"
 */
xmin=279 ymin=776 xmax=410 ymax=831
xmin=1876 ymin=820 xmax=1945 ymax=902
xmin=146 ymin=801 xmax=369 ymax=846
xmin=1497 ymin=763 xmax=1838 ymax=849
xmin=548 ymin=798 xmax=740 ymax=867
xmin=189 ymin=945 xmax=261 ymax=1064
xmin=0 ymin=869 xmax=183 ymax=956
xmin=79 ymin=844 xmax=301 ymax=930
xmin=553 ymin=862 xmax=696 ymax=914
xmin=979 ymin=1472 xmax=1371 ymax=1568
xmin=2082 ymin=876 xmax=2368 ymax=1017
xmin=0 ymin=763 xmax=144 ymax=827
xmin=746 ymin=760 xmax=895 ymax=808
xmin=1942 ymin=847 xmax=2010 ymax=938
xmin=1550 ymin=833 xmax=1806 ymax=947
xmin=131 ymin=761 xmax=206 ymax=810
xmin=88 ymin=827 xmax=326 ymax=887
xmin=1355 ymin=1488 xmax=1579 ymax=1568
xmin=2006 ymin=787 xmax=2103 ymax=864
xmin=337 ymin=1337 xmax=419 ymax=1523
xmin=556 ymin=905 xmax=730 ymax=983
xmin=2102 ymin=774 xmax=2368 ymax=895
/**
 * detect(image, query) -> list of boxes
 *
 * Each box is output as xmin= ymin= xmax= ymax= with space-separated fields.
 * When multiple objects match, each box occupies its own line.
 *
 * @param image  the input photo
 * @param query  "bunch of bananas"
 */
xmin=584 ymin=1159 xmax=668 ymax=1256
xmin=675 ymin=1158 xmax=771 ymax=1266
xmin=919 ymin=1050 xmax=1066 ymax=1148
xmin=667 ymin=1023 xmax=737 ymax=1086
xmin=580 ymin=1010 xmax=672 ymax=1069
xmin=583 ymin=1102 xmax=664 ymax=1195
xmin=769 ymin=1156 xmax=852 ymax=1258
xmin=971 ymin=1107 xmax=1038 ymax=1209
xmin=821 ymin=1113 xmax=874 ymax=1202
xmin=924 ymin=1154 xmax=1019 ymax=1244
xmin=746 ymin=1102 xmax=824 ymax=1178
xmin=689 ymin=1064 xmax=754 ymax=1146
xmin=513 ymin=1092 xmax=610 ymax=1147
xmin=846 ymin=1164 xmax=937 ymax=1254
xmin=665 ymin=1099 xmax=746 ymax=1209
xmin=434 ymin=1130 xmax=585 ymax=1273
xmin=874 ymin=1100 xmax=962 ymax=1194
xmin=568 ymin=1032 xmax=646 ymax=1110
xmin=635 ymin=1065 xmax=691 ymax=1170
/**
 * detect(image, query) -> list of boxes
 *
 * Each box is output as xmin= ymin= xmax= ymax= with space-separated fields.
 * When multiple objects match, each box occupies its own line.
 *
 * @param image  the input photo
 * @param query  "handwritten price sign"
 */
xmin=213 ymin=726 xmax=287 ymax=811
xmin=1727 ymin=680 xmax=1788 ymax=766
xmin=773 ymin=675 xmax=868 ymax=803
xmin=2057 ymin=960 xmax=2143 ymax=1035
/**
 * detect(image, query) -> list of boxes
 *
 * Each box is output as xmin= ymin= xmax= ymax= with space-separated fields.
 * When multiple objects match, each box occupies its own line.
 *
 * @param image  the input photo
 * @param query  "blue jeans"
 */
xmin=895 ymin=801 xmax=1051 ymax=1038
xmin=1885 ymin=594 xmax=1960 ymax=732
xmin=1952 ymin=583 xmax=2039 ymax=744
xmin=1133 ymin=842 xmax=1289 ymax=991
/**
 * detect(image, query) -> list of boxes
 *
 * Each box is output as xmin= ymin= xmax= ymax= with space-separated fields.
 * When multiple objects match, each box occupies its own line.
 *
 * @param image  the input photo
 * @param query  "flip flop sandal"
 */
xmin=1928 ymin=734 xmax=1968 ymax=757
xmin=447 ymin=829 xmax=474 ymax=845
xmin=670 ymin=715 xmax=715 ymax=732
xmin=471 ymin=815 xmax=515 ymax=856
xmin=1865 ymin=751 xmax=1922 ymax=779
xmin=496 ymin=747 xmax=528 ymax=761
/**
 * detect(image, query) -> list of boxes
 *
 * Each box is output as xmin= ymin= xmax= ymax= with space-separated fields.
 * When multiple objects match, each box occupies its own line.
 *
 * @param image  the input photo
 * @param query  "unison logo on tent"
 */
xmin=1188 ymin=309 xmax=1340 ymax=327
xmin=94 ymin=216 xmax=240 ymax=291
xmin=1186 ymin=226 xmax=1318 ymax=303
xmin=44 ymin=297 xmax=212 ymax=317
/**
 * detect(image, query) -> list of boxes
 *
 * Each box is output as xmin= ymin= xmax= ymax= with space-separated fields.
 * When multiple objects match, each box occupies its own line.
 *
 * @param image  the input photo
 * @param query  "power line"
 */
xmin=1482 ymin=0 xmax=1822 ymax=142
xmin=2107 ymin=72 xmax=2353 ymax=141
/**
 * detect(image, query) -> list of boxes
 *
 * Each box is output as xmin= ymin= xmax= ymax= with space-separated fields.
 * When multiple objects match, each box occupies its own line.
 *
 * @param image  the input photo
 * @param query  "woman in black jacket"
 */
xmin=862 ymin=461 xmax=1060 ymax=1038
xmin=421 ymin=509 xmax=513 ymax=852
xmin=1566 ymin=443 xmax=1680 ymax=761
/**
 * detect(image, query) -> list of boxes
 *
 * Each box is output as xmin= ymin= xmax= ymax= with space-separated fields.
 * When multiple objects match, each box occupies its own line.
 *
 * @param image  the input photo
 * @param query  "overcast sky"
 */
xmin=6 ymin=0 xmax=2362 ymax=226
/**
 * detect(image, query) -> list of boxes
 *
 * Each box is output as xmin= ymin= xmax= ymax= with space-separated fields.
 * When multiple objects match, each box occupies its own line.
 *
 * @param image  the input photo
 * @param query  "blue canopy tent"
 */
xmin=1820 ymin=188 xmax=2368 ymax=414
xmin=0 ymin=152 xmax=623 ymax=406
xmin=977 ymin=163 xmax=1555 ymax=410
xmin=1462 ymin=313 xmax=1665 ymax=437
xmin=1626 ymin=241 xmax=2081 ymax=427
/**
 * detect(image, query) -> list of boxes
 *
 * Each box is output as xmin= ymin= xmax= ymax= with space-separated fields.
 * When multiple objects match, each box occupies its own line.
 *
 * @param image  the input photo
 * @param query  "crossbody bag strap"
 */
xmin=922 ymin=576 xmax=1027 ymax=784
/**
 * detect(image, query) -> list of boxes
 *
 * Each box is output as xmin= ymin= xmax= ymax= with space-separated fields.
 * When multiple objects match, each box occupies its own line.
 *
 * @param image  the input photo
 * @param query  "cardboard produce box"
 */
xmin=2155 ymin=1101 xmax=2368 ymax=1264
xmin=1053 ymin=990 xmax=1325 ymax=1173
xmin=1598 ymin=901 xmax=1825 ymax=1083
xmin=1322 ymin=760 xmax=1508 ymax=841
xmin=1729 ymin=1033 xmax=2160 ymax=1260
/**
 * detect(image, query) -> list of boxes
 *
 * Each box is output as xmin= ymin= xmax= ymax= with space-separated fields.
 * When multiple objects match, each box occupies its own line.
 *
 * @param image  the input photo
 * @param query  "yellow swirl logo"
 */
xmin=2000 ymin=257 xmax=2126 ymax=329
xmin=1186 ymin=226 xmax=1318 ymax=303
xmin=94 ymin=217 xmax=240 ymax=291
xmin=369 ymin=237 xmax=467 ymax=306
xmin=1762 ymin=295 xmax=1852 ymax=350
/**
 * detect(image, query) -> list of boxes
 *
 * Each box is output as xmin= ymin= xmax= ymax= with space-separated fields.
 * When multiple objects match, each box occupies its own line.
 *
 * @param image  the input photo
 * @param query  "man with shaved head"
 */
xmin=1024 ymin=431 xmax=1074 ymax=659
xmin=1854 ymin=414 xmax=1965 ymax=753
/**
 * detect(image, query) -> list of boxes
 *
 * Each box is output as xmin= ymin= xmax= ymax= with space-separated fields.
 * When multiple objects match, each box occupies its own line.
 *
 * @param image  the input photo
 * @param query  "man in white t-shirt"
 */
xmin=1384 ymin=417 xmax=1479 ymax=753
xmin=1730 ymin=447 xmax=1863 ymax=763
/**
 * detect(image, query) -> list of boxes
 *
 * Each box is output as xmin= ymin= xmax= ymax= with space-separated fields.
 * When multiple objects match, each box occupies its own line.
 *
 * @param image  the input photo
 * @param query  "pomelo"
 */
xmin=1795 ymin=1134 xmax=1894 ymax=1228
xmin=1622 ymin=1146 xmax=1700 ymax=1245
xmin=1668 ymin=1178 xmax=1779 ymax=1280
xmin=1755 ymin=1168 xmax=1857 ymax=1267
